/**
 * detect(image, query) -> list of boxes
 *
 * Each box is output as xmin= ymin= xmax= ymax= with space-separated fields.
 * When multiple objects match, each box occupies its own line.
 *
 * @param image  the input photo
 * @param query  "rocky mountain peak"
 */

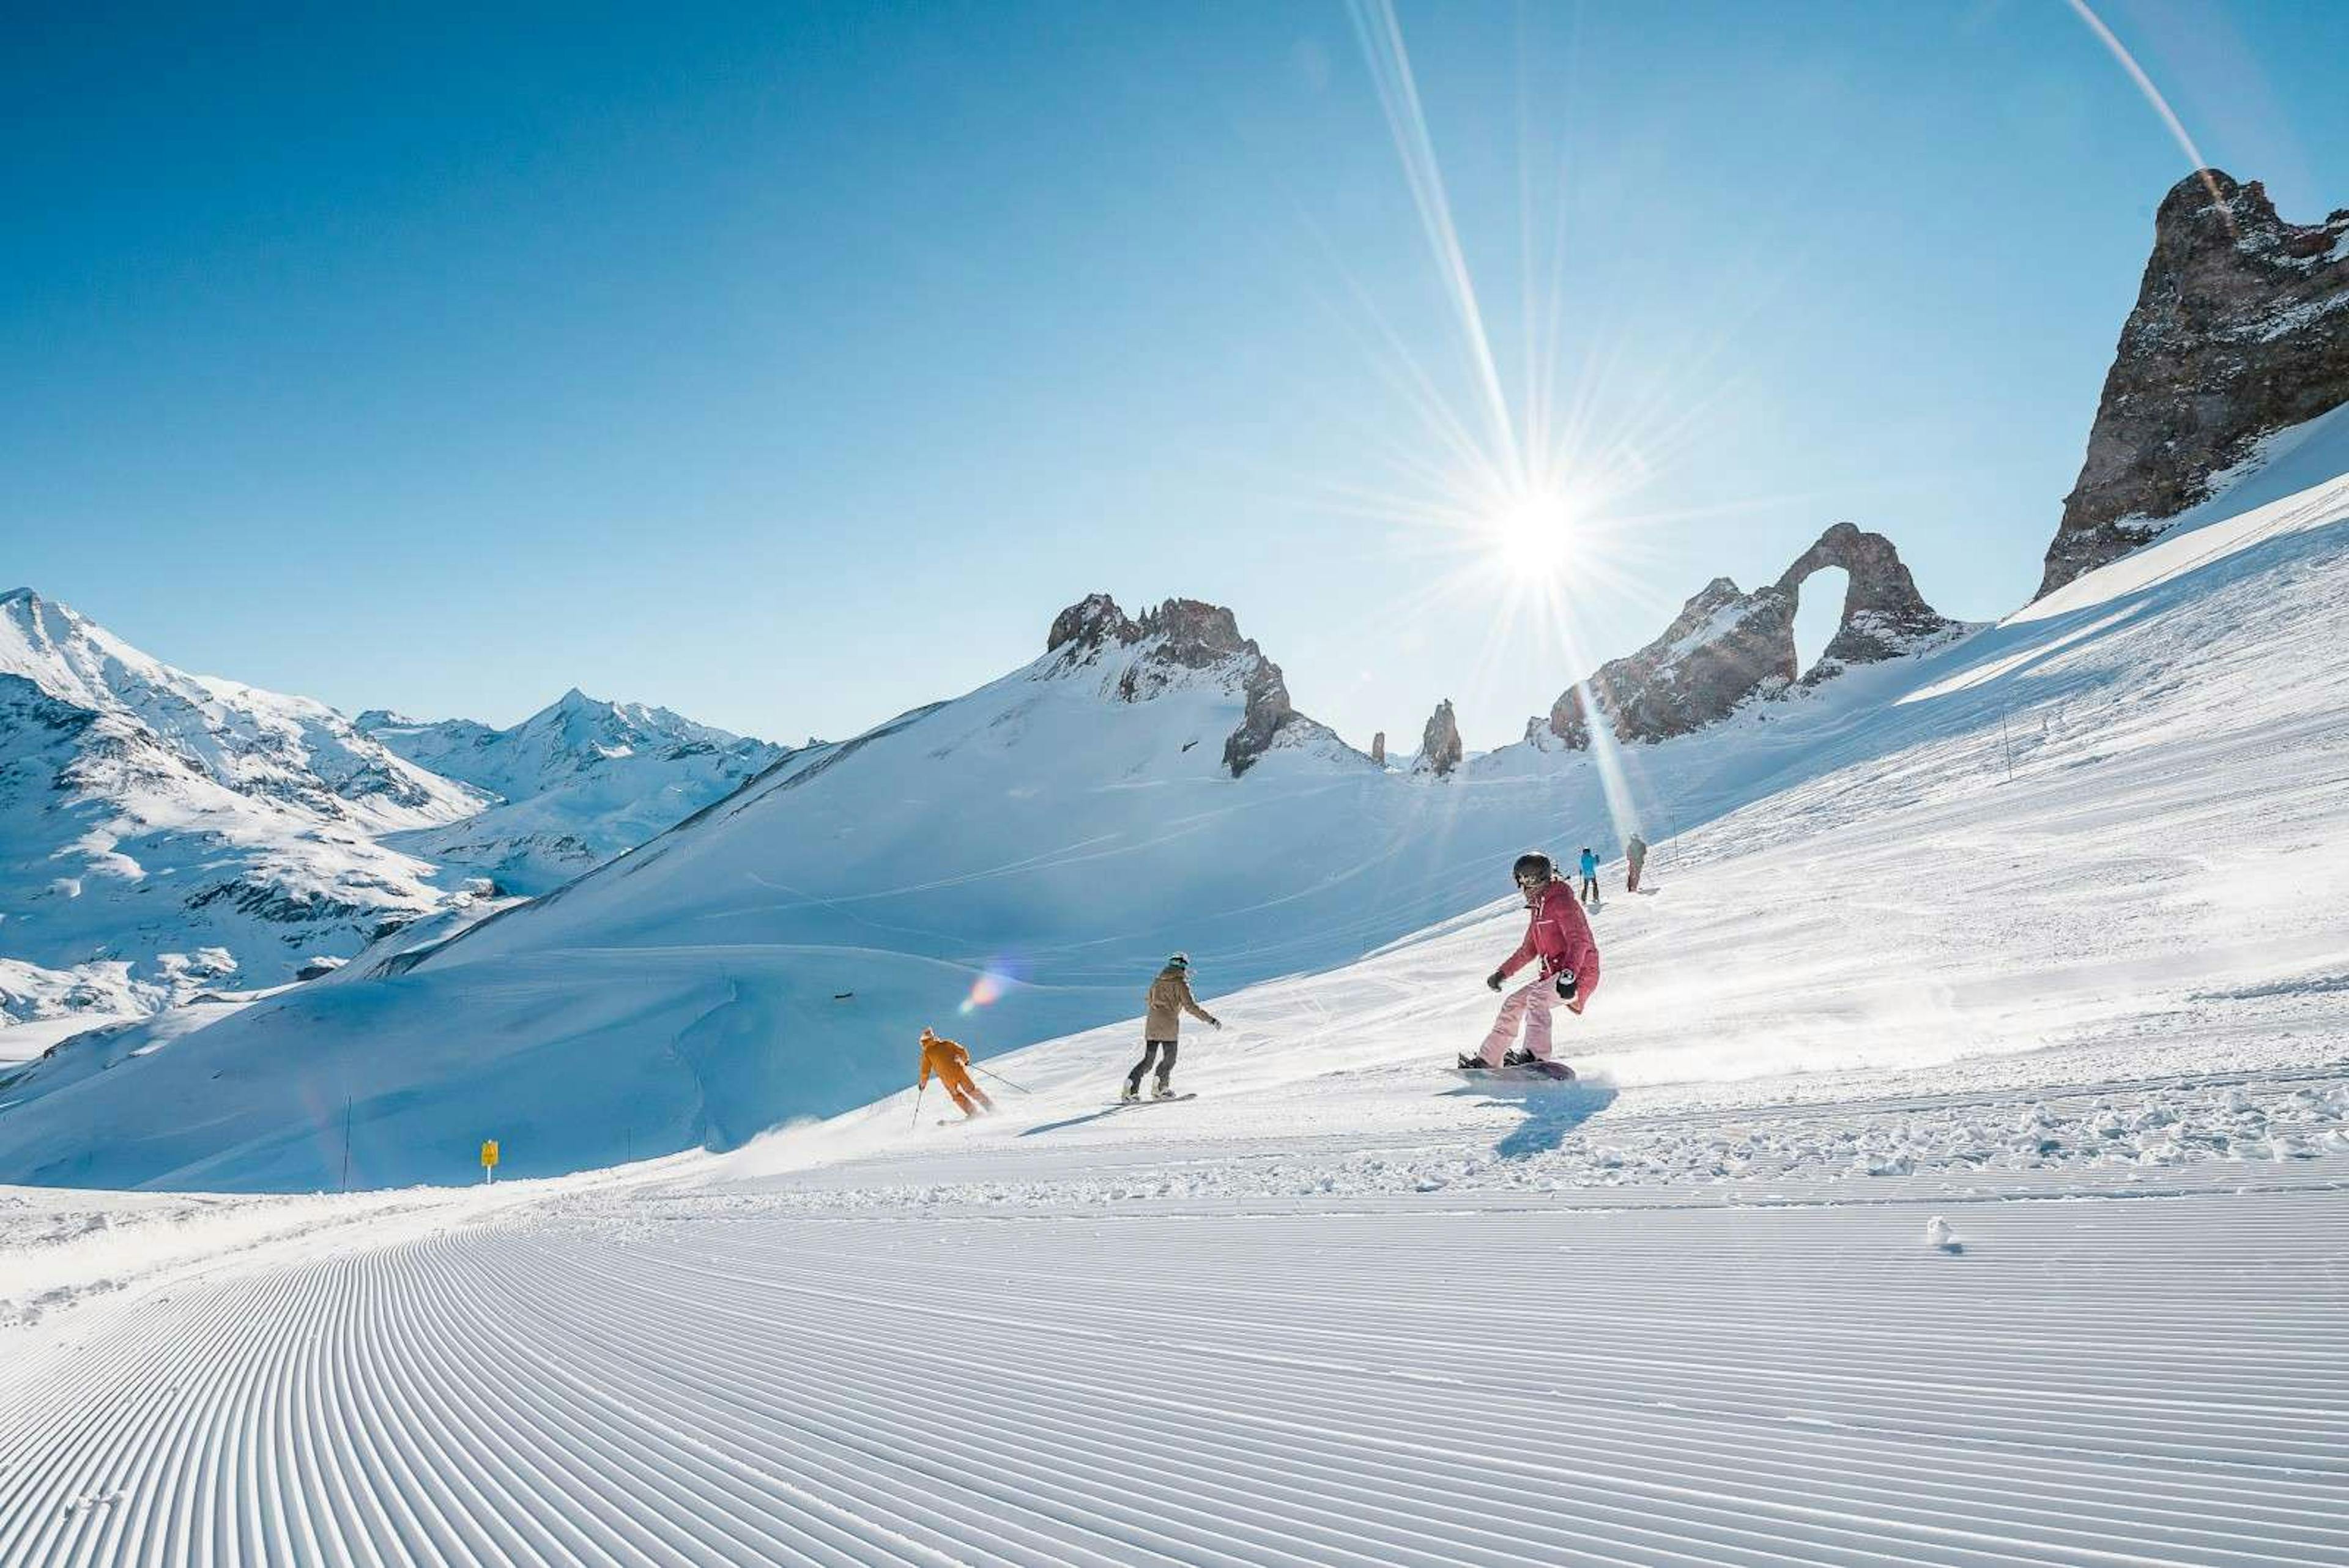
xmin=1548 ymin=523 xmax=1959 ymax=748
xmin=1133 ymin=598 xmax=1253 ymax=668
xmin=1039 ymin=592 xmax=1327 ymax=778
xmin=2040 ymin=168 xmax=2349 ymax=595
xmin=1046 ymin=593 xmax=1141 ymax=654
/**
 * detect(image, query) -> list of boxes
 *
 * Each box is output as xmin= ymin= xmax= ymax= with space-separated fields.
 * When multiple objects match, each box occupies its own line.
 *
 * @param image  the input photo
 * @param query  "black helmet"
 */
xmin=1511 ymin=852 xmax=1553 ymax=888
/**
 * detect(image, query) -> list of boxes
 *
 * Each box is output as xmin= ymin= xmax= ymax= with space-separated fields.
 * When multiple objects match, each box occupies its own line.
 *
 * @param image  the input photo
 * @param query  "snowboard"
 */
xmin=1111 ymin=1092 xmax=1199 ymax=1108
xmin=1453 ymin=1060 xmax=1576 ymax=1082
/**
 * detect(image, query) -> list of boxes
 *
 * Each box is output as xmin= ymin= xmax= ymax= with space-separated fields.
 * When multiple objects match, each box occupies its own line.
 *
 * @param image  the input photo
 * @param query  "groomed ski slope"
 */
xmin=3 ymin=432 xmax=2348 ymax=1564
xmin=3 ymin=1161 xmax=2343 ymax=1567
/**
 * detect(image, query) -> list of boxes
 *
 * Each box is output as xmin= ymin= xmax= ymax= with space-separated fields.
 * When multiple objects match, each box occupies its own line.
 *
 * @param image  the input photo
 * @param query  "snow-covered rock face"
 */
xmin=357 ymin=692 xmax=789 ymax=895
xmin=0 ymin=592 xmax=774 ymax=1023
xmin=1548 ymin=522 xmax=1959 ymax=746
xmin=1042 ymin=593 xmax=1327 ymax=776
xmin=0 ymin=590 xmax=478 ymax=829
xmin=2041 ymin=168 xmax=2349 ymax=595
xmin=0 ymin=590 xmax=487 ymax=1020
xmin=359 ymin=689 xmax=763 ymax=803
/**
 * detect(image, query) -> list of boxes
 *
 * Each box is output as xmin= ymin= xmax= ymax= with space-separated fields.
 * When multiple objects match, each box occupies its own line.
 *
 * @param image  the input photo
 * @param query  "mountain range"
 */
xmin=0 ymin=592 xmax=787 ymax=1031
xmin=356 ymin=693 xmax=790 ymax=897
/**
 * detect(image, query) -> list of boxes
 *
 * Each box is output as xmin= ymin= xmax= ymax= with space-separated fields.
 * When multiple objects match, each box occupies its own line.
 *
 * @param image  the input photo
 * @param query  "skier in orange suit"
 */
xmin=918 ymin=1027 xmax=995 ymax=1118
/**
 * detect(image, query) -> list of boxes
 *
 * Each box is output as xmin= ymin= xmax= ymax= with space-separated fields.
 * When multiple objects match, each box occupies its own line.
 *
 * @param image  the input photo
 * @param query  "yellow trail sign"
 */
xmin=481 ymin=1139 xmax=500 ymax=1183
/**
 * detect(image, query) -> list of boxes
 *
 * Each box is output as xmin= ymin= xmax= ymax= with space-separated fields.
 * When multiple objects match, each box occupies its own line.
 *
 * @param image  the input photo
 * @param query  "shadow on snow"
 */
xmin=1444 ymin=1079 xmax=1619 ymax=1161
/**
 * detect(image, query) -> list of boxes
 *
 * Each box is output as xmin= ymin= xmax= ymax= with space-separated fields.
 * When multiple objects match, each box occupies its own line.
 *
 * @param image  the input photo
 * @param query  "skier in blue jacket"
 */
xmin=1577 ymin=846 xmax=1601 ymax=909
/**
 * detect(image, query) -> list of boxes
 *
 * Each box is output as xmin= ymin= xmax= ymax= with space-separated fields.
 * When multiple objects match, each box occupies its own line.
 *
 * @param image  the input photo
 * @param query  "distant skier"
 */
xmin=1123 ymin=951 xmax=1220 ymax=1102
xmin=1461 ymin=852 xmax=1600 ymax=1071
xmin=1577 ymin=846 xmax=1601 ymax=909
xmin=918 ymin=1026 xmax=995 ymax=1119
xmin=1625 ymin=832 xmax=1649 ymax=893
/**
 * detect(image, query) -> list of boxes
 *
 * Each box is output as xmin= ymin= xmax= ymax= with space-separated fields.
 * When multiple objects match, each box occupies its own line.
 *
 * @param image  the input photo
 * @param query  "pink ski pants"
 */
xmin=1476 ymin=973 xmax=1560 ymax=1065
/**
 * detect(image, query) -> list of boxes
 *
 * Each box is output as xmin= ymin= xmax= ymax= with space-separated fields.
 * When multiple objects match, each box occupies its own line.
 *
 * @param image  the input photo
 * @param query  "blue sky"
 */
xmin=8 ymin=1 xmax=2347 ymax=750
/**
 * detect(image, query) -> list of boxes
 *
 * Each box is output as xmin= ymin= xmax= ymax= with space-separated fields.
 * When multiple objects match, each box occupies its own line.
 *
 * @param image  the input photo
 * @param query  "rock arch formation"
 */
xmin=1548 ymin=522 xmax=1959 ymax=748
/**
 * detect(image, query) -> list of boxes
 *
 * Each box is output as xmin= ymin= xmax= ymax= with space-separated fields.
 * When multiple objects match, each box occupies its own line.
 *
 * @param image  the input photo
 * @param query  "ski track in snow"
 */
xmin=2 ymin=1154 xmax=2345 ymax=1567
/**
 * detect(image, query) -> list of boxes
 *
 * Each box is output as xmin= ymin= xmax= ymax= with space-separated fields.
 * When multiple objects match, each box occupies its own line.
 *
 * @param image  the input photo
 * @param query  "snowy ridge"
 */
xmin=0 ymin=592 xmax=483 ymax=1020
xmin=0 ymin=592 xmax=790 ymax=1031
xmin=359 ymin=689 xmax=790 ymax=895
xmin=0 ymin=590 xmax=478 ymax=830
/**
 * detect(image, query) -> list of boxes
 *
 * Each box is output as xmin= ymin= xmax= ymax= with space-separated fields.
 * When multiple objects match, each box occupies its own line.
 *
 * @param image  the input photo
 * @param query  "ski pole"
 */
xmin=968 ymin=1061 xmax=1032 ymax=1095
xmin=910 ymin=1081 xmax=926 ymax=1131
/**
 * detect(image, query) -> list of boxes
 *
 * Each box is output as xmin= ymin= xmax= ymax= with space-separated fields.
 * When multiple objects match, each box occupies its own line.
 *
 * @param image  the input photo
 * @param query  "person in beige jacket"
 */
xmin=1122 ymin=952 xmax=1220 ymax=1102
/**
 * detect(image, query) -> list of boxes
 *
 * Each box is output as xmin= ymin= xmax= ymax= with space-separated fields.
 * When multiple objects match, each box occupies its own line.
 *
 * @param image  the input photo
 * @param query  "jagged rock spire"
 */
xmin=1416 ymin=699 xmax=1463 ymax=777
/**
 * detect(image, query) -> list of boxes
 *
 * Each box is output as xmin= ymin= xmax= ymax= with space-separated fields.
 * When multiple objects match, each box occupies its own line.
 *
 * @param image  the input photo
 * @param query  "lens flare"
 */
xmin=957 ymin=964 xmax=1019 ymax=1016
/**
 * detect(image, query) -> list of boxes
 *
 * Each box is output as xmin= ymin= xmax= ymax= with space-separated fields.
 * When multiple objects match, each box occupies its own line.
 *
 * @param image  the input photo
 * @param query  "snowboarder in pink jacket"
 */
xmin=1461 ymin=852 xmax=1601 ymax=1070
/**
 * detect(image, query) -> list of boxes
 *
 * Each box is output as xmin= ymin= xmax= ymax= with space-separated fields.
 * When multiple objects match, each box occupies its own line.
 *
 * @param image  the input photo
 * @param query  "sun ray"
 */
xmin=2064 ymin=0 xmax=2228 ymax=223
xmin=1346 ymin=0 xmax=1527 ymax=488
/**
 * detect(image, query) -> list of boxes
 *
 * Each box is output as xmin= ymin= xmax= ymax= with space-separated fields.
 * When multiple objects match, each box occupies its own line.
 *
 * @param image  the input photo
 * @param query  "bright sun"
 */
xmin=1488 ymin=490 xmax=1575 ymax=578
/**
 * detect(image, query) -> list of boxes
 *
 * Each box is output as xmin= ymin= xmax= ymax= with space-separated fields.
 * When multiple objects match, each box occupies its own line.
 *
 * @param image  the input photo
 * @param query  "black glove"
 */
xmin=1554 ymin=968 xmax=1578 ymax=1001
xmin=1485 ymin=970 xmax=1505 ymax=992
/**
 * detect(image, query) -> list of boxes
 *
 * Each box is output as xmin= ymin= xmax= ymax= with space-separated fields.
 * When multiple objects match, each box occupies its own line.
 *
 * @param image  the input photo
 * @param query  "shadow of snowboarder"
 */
xmin=1442 ymin=1077 xmax=1618 ymax=1161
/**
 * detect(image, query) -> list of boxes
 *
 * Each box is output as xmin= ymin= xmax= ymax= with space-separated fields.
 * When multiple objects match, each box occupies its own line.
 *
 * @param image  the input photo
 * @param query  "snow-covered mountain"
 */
xmin=356 ymin=691 xmax=790 ymax=895
xmin=14 ymin=149 xmax=2345 ymax=1190
xmin=7 ymin=394 xmax=2349 ymax=1187
xmin=0 ymin=592 xmax=794 ymax=1033
xmin=0 ymin=527 xmax=2057 ymax=1189
xmin=0 ymin=590 xmax=483 ymax=1022
xmin=21 ymin=361 xmax=2346 ymax=1191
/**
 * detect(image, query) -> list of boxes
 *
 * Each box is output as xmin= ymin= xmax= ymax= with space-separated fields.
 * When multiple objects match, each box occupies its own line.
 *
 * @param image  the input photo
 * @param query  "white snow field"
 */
xmin=2 ymin=418 xmax=2348 ymax=1563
